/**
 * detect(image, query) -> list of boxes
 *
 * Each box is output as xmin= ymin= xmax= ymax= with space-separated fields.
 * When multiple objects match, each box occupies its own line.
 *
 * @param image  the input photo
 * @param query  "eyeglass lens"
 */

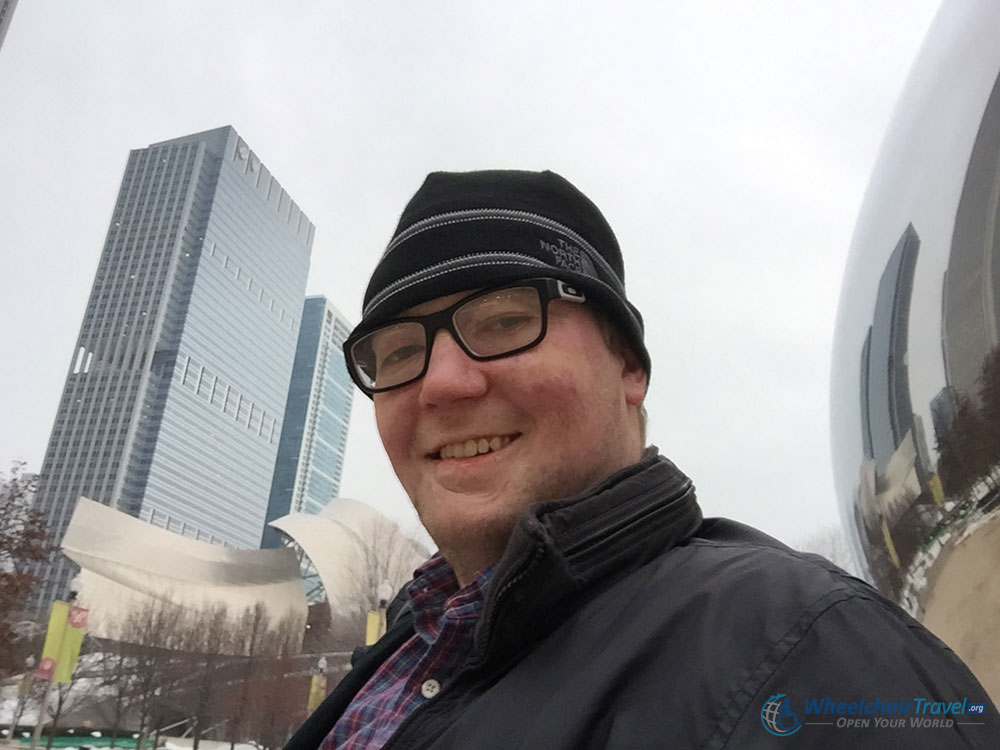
xmin=351 ymin=286 xmax=544 ymax=391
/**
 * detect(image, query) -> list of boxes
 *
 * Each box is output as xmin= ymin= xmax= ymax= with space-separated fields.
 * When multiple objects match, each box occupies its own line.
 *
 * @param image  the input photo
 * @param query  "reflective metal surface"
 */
xmin=63 ymin=497 xmax=308 ymax=648
xmin=269 ymin=496 xmax=428 ymax=612
xmin=831 ymin=0 xmax=1000 ymax=699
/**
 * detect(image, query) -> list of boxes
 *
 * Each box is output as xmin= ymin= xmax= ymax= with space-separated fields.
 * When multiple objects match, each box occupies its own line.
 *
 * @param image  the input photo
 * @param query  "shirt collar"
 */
xmin=407 ymin=553 xmax=495 ymax=644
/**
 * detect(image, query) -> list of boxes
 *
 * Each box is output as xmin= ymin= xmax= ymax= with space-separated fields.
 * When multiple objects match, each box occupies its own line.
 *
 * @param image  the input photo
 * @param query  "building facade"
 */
xmin=33 ymin=126 xmax=313 ymax=608
xmin=262 ymin=297 xmax=353 ymax=549
xmin=0 ymin=0 xmax=18 ymax=52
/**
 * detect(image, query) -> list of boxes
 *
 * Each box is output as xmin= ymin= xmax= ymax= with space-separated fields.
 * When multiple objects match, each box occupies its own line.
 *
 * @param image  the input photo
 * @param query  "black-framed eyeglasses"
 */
xmin=344 ymin=277 xmax=586 ymax=395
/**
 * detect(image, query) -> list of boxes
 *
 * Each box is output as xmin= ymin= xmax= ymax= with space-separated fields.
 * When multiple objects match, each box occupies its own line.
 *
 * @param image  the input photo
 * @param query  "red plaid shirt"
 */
xmin=322 ymin=554 xmax=494 ymax=750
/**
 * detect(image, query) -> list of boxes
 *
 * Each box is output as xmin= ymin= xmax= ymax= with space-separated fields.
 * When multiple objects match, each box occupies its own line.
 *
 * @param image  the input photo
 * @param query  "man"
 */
xmin=288 ymin=170 xmax=997 ymax=749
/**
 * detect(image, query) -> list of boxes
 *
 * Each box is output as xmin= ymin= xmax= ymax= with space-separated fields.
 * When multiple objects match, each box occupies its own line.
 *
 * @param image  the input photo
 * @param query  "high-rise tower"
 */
xmin=859 ymin=223 xmax=920 ymax=476
xmin=0 ymin=0 xmax=19 ymax=52
xmin=261 ymin=297 xmax=354 ymax=549
xmin=33 ymin=126 xmax=313 ymax=608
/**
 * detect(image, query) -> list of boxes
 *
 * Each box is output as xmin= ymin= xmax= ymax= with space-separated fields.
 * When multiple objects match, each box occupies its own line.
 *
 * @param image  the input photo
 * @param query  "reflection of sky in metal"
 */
xmin=832 ymin=0 xmax=1000 ymax=519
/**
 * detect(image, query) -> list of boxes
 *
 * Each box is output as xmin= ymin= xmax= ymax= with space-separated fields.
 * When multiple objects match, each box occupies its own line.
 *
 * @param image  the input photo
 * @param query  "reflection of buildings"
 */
xmin=942 ymin=72 xmax=1000 ymax=405
xmin=857 ymin=224 xmax=936 ymax=584
xmin=262 ymin=297 xmax=354 ymax=549
xmin=33 ymin=127 xmax=313 ymax=610
xmin=831 ymin=0 xmax=1000 ymax=700
xmin=0 ymin=0 xmax=18 ymax=52
xmin=860 ymin=224 xmax=923 ymax=478
xmin=930 ymin=386 xmax=958 ymax=444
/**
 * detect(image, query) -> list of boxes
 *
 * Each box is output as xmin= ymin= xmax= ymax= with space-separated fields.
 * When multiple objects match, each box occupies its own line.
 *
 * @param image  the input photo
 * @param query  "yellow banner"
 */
xmin=365 ymin=610 xmax=385 ymax=645
xmin=929 ymin=473 xmax=945 ymax=506
xmin=40 ymin=601 xmax=69 ymax=664
xmin=307 ymin=673 xmax=327 ymax=712
xmin=881 ymin=518 xmax=900 ymax=569
xmin=36 ymin=601 xmax=88 ymax=684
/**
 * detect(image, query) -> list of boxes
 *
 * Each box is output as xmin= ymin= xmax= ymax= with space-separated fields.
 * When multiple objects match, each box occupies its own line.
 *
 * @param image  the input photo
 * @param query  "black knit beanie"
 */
xmin=354 ymin=169 xmax=650 ymax=381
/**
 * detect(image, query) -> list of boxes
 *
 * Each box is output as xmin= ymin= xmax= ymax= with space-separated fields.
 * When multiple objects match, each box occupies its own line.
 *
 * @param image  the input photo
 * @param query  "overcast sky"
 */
xmin=0 ymin=1 xmax=942 ymax=547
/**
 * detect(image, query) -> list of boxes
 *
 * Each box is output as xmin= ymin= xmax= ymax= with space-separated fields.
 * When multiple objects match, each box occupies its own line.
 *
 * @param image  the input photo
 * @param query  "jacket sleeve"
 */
xmin=719 ymin=592 xmax=999 ymax=749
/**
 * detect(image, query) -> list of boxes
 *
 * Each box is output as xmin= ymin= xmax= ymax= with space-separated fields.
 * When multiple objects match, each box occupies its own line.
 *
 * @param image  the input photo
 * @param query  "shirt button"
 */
xmin=421 ymin=678 xmax=441 ymax=699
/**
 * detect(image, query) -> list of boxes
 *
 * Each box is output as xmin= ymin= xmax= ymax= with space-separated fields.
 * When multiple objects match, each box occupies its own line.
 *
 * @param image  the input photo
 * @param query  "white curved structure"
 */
xmin=269 ymin=497 xmax=430 ymax=610
xmin=61 ymin=497 xmax=308 ymax=643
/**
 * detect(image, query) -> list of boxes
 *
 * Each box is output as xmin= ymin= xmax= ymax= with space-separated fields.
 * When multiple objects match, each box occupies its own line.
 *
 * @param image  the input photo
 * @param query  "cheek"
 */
xmin=374 ymin=399 xmax=414 ymax=466
xmin=522 ymin=368 xmax=593 ymax=430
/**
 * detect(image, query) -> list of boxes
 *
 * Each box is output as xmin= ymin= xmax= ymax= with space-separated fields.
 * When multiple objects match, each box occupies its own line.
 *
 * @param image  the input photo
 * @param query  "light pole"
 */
xmin=5 ymin=654 xmax=36 ymax=741
xmin=377 ymin=580 xmax=394 ymax=610
xmin=29 ymin=574 xmax=83 ymax=750
xmin=149 ymin=686 xmax=163 ymax=750
xmin=307 ymin=657 xmax=329 ymax=713
xmin=365 ymin=580 xmax=395 ymax=646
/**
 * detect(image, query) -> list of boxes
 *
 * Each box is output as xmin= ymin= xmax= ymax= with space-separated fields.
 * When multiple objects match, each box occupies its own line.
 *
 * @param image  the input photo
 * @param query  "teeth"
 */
xmin=438 ymin=435 xmax=513 ymax=459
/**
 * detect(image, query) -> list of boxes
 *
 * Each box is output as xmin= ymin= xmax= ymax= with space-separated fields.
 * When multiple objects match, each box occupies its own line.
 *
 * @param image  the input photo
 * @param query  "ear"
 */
xmin=619 ymin=345 xmax=648 ymax=407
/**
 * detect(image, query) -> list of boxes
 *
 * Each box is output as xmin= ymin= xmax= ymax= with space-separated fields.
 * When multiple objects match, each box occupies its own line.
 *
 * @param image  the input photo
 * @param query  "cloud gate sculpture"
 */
xmin=831 ymin=0 xmax=1000 ymax=700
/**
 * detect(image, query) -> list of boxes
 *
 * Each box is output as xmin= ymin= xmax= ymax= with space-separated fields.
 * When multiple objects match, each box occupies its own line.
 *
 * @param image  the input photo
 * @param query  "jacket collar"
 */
xmin=284 ymin=451 xmax=702 ymax=750
xmin=470 ymin=448 xmax=702 ymax=664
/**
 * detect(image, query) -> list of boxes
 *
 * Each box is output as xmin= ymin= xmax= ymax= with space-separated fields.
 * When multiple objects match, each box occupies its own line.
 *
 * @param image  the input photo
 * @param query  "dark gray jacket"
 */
xmin=287 ymin=452 xmax=998 ymax=749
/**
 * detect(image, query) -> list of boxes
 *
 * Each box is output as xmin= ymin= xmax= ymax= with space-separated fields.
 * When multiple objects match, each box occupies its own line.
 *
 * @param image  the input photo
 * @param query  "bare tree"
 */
xmin=41 ymin=680 xmax=84 ymax=750
xmin=178 ymin=604 xmax=233 ymax=750
xmin=81 ymin=598 xmax=187 ymax=748
xmin=225 ymin=602 xmax=269 ymax=750
xmin=91 ymin=637 xmax=134 ymax=748
xmin=978 ymin=346 xmax=1000 ymax=491
xmin=227 ymin=609 xmax=305 ymax=750
xmin=80 ymin=599 xmax=305 ymax=750
xmin=339 ymin=515 xmax=426 ymax=625
xmin=796 ymin=524 xmax=859 ymax=577
xmin=937 ymin=391 xmax=995 ymax=503
xmin=0 ymin=463 xmax=51 ymax=679
xmin=241 ymin=646 xmax=308 ymax=750
xmin=122 ymin=599 xmax=188 ymax=750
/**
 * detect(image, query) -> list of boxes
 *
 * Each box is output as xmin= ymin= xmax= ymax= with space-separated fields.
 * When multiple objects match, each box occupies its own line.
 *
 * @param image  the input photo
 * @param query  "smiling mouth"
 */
xmin=433 ymin=434 xmax=519 ymax=460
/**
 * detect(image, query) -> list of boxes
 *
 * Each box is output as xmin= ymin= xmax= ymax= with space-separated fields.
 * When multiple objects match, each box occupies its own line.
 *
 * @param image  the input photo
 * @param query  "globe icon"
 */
xmin=761 ymin=694 xmax=801 ymax=736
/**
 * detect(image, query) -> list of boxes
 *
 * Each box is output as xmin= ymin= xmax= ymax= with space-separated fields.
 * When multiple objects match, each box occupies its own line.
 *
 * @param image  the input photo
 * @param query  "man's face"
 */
xmin=373 ymin=286 xmax=648 ymax=569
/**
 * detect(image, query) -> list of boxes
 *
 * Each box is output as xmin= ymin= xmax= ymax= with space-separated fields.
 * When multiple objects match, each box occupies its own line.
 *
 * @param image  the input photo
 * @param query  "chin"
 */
xmin=420 ymin=504 xmax=520 ymax=553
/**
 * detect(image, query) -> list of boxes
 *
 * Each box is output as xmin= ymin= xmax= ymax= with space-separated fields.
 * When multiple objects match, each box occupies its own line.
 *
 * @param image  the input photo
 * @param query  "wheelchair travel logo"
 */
xmin=759 ymin=690 xmax=989 ymax=736
xmin=761 ymin=693 xmax=802 ymax=736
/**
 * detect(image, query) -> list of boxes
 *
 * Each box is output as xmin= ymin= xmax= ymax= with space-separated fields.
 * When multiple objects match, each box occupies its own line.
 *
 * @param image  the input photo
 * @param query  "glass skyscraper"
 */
xmin=0 ymin=0 xmax=19 ymax=52
xmin=33 ymin=126 xmax=313 ymax=608
xmin=262 ymin=296 xmax=354 ymax=549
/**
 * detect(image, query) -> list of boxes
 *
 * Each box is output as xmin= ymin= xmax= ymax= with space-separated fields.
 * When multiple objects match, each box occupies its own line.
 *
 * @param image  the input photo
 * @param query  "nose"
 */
xmin=418 ymin=329 xmax=488 ymax=407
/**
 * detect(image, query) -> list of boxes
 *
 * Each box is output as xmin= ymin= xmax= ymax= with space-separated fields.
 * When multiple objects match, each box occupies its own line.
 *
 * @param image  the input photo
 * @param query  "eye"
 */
xmin=481 ymin=313 xmax=533 ymax=332
xmin=380 ymin=343 xmax=424 ymax=369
